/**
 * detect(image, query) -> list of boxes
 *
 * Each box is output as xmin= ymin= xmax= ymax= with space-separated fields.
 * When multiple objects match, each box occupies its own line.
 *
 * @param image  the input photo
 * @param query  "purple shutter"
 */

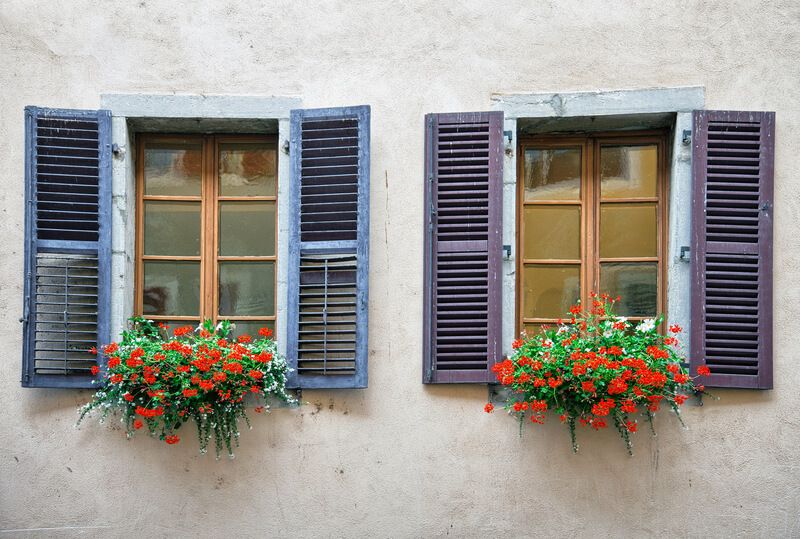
xmin=691 ymin=110 xmax=774 ymax=389
xmin=423 ymin=112 xmax=503 ymax=383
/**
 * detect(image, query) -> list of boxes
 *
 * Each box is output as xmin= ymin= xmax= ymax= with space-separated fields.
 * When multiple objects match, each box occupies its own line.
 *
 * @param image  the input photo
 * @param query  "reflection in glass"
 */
xmin=218 ymin=262 xmax=275 ymax=316
xmin=600 ymin=145 xmax=657 ymax=199
xmin=524 ymin=205 xmax=581 ymax=260
xmin=142 ymin=261 xmax=200 ymax=316
xmin=523 ymin=264 xmax=580 ymax=319
xmin=600 ymin=263 xmax=657 ymax=317
xmin=144 ymin=141 xmax=202 ymax=196
xmin=600 ymin=203 xmax=657 ymax=258
xmin=219 ymin=202 xmax=275 ymax=256
xmin=219 ymin=143 xmax=277 ymax=196
xmin=144 ymin=201 xmax=201 ymax=256
xmin=524 ymin=148 xmax=581 ymax=201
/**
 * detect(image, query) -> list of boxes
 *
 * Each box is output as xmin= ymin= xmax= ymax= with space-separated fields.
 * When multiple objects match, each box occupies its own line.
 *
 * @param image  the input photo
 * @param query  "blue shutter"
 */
xmin=22 ymin=107 xmax=112 ymax=388
xmin=286 ymin=106 xmax=370 ymax=389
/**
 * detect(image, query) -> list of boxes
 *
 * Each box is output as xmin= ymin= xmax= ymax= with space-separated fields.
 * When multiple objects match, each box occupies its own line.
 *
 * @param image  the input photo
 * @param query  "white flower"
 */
xmin=603 ymin=329 xmax=614 ymax=338
xmin=556 ymin=325 xmax=569 ymax=335
xmin=636 ymin=319 xmax=656 ymax=332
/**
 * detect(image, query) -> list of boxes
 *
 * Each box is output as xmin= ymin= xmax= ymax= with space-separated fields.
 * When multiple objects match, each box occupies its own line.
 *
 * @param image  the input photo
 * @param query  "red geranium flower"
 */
xmin=164 ymin=435 xmax=180 ymax=445
xmin=484 ymin=403 xmax=494 ymax=413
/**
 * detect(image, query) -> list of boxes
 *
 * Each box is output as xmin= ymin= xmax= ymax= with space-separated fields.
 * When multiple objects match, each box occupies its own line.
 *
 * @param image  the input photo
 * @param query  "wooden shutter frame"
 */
xmin=286 ymin=105 xmax=370 ymax=389
xmin=22 ymin=106 xmax=112 ymax=388
xmin=691 ymin=110 xmax=774 ymax=389
xmin=423 ymin=111 xmax=503 ymax=383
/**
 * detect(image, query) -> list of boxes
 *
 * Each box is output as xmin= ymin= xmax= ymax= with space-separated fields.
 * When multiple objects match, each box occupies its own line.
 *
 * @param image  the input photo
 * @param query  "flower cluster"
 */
xmin=486 ymin=294 xmax=711 ymax=454
xmin=78 ymin=318 xmax=295 ymax=458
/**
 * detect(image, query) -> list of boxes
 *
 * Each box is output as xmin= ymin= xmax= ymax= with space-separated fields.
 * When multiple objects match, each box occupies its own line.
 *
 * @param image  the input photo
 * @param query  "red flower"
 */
xmin=484 ymin=403 xmax=494 ymax=413
xmin=547 ymin=377 xmax=563 ymax=388
xmin=254 ymin=406 xmax=265 ymax=414
xmin=199 ymin=379 xmax=214 ymax=391
xmin=123 ymin=393 xmax=134 ymax=402
xmin=110 ymin=374 xmax=123 ymax=384
xmin=249 ymin=369 xmax=264 ymax=380
xmin=608 ymin=378 xmax=628 ymax=395
xmin=674 ymin=373 xmax=690 ymax=384
xmin=90 ymin=365 xmax=100 ymax=376
xmin=133 ymin=419 xmax=143 ymax=430
xmin=164 ymin=435 xmax=180 ymax=445
xmin=626 ymin=421 xmax=637 ymax=433
xmin=173 ymin=326 xmax=193 ymax=337
xmin=581 ymin=380 xmax=596 ymax=393
xmin=674 ymin=394 xmax=689 ymax=405
xmin=182 ymin=389 xmax=198 ymax=398
xmin=512 ymin=339 xmax=524 ymax=350
xmin=217 ymin=339 xmax=229 ymax=348
xmin=126 ymin=356 xmax=143 ymax=369
xmin=697 ymin=366 xmax=711 ymax=376
xmin=254 ymin=352 xmax=273 ymax=363
xmin=258 ymin=327 xmax=273 ymax=338
xmin=237 ymin=334 xmax=252 ymax=343
xmin=621 ymin=399 xmax=636 ymax=413
xmin=669 ymin=324 xmax=682 ymax=334
xmin=223 ymin=362 xmax=243 ymax=374
xmin=213 ymin=372 xmax=227 ymax=382
xmin=103 ymin=343 xmax=119 ymax=355
xmin=88 ymin=346 xmax=98 ymax=355
xmin=107 ymin=357 xmax=120 ymax=368
xmin=199 ymin=329 xmax=212 ymax=338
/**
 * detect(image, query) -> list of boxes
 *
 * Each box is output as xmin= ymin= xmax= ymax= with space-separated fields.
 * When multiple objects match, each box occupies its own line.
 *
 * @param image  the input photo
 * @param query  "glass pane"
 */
xmin=219 ymin=262 xmax=275 ymax=316
xmin=523 ymin=148 xmax=581 ymax=201
xmin=142 ymin=261 xmax=200 ymax=316
xmin=522 ymin=264 xmax=580 ymax=319
xmin=600 ymin=145 xmax=658 ymax=199
xmin=523 ymin=205 xmax=580 ymax=260
xmin=219 ymin=202 xmax=275 ymax=256
xmin=144 ymin=201 xmax=201 ymax=256
xmin=226 ymin=320 xmax=275 ymax=339
xmin=219 ymin=143 xmax=277 ymax=196
xmin=144 ymin=141 xmax=202 ymax=196
xmin=600 ymin=262 xmax=658 ymax=317
xmin=600 ymin=203 xmax=657 ymax=258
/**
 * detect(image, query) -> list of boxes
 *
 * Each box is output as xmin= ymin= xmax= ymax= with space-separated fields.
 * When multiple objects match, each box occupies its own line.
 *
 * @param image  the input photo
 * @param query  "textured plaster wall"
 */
xmin=1 ymin=1 xmax=800 ymax=537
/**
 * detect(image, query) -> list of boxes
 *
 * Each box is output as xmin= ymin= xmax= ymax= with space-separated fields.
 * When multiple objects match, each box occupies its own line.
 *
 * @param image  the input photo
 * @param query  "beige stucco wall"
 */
xmin=2 ymin=1 xmax=800 ymax=537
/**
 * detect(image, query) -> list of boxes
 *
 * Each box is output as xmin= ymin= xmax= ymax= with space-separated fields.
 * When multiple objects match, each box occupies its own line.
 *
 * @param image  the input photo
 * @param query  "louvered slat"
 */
xmin=423 ymin=111 xmax=503 ymax=383
xmin=691 ymin=110 xmax=774 ymax=389
xmin=297 ymin=255 xmax=358 ymax=375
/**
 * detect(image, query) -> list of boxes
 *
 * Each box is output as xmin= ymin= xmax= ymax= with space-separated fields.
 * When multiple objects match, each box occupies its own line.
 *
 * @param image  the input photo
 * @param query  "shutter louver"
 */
xmin=287 ymin=106 xmax=369 ymax=389
xmin=22 ymin=107 xmax=112 ymax=388
xmin=691 ymin=110 xmax=774 ymax=389
xmin=423 ymin=112 xmax=503 ymax=383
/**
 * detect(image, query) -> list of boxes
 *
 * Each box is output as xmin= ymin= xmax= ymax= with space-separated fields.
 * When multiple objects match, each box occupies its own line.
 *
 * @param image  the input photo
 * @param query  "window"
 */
xmin=517 ymin=133 xmax=668 ymax=335
xmin=135 ymin=135 xmax=278 ymax=336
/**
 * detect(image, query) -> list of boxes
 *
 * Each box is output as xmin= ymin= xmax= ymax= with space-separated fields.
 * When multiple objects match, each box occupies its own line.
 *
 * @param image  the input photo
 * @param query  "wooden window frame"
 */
xmin=134 ymin=133 xmax=279 ymax=329
xmin=516 ymin=130 xmax=670 ymax=335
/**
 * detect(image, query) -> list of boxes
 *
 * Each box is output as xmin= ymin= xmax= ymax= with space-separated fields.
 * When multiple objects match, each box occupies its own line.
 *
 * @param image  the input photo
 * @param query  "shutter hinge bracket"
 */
xmin=682 ymin=130 xmax=692 ymax=145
